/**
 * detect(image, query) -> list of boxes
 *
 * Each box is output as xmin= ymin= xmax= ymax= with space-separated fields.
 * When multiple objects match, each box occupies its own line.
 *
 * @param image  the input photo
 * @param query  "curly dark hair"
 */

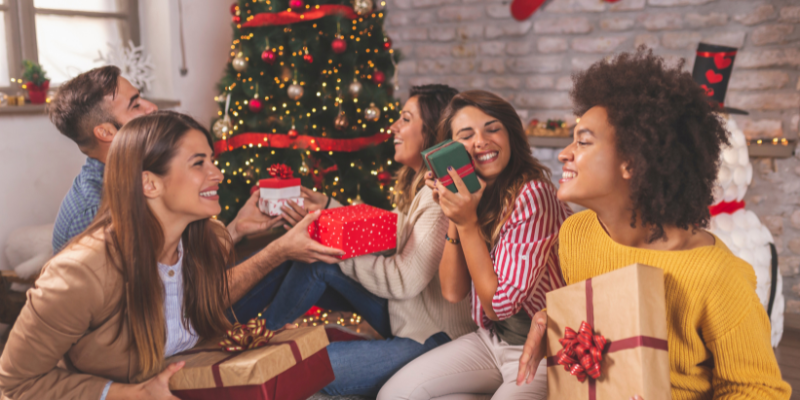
xmin=570 ymin=48 xmax=729 ymax=242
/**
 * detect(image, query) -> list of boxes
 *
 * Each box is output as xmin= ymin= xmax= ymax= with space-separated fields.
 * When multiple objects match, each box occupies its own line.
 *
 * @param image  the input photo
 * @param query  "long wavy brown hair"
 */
xmin=437 ymin=90 xmax=552 ymax=247
xmin=394 ymin=84 xmax=459 ymax=213
xmin=69 ymin=111 xmax=233 ymax=381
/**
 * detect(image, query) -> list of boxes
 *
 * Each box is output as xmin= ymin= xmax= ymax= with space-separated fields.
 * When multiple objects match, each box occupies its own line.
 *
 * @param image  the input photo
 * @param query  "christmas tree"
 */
xmin=212 ymin=0 xmax=400 ymax=223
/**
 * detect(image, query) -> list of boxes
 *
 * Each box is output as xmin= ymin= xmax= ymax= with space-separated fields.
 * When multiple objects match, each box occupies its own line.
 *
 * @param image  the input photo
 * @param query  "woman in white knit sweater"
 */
xmin=231 ymin=84 xmax=475 ymax=397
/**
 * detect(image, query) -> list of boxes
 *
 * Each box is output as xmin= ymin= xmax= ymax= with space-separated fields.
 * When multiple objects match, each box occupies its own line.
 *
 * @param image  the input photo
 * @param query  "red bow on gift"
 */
xmin=268 ymin=164 xmax=294 ymax=179
xmin=219 ymin=318 xmax=275 ymax=352
xmin=556 ymin=321 xmax=608 ymax=382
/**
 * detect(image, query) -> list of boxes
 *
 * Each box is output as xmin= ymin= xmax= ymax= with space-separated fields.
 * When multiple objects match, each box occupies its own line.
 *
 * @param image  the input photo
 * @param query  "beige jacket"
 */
xmin=0 ymin=232 xmax=140 ymax=400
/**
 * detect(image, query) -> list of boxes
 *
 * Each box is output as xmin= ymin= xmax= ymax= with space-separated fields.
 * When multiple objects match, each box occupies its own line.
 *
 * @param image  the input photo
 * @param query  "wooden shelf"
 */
xmin=0 ymin=98 xmax=181 ymax=117
xmin=747 ymin=140 xmax=796 ymax=158
xmin=528 ymin=136 xmax=572 ymax=148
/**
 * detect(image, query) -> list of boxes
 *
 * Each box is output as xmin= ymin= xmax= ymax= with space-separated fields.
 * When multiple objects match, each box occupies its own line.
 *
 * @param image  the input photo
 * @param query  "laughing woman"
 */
xmin=516 ymin=50 xmax=791 ymax=400
xmin=378 ymin=90 xmax=572 ymax=400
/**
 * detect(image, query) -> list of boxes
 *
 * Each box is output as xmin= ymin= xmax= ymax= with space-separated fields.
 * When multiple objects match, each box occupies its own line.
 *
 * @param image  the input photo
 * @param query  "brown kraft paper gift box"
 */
xmin=546 ymin=264 xmax=671 ymax=400
xmin=166 ymin=325 xmax=334 ymax=400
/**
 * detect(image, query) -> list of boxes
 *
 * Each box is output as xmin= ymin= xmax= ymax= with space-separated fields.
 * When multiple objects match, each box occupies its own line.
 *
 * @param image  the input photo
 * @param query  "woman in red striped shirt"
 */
xmin=379 ymin=90 xmax=572 ymax=400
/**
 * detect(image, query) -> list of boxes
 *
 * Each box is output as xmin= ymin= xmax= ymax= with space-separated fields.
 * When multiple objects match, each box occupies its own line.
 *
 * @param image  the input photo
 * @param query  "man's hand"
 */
xmin=227 ymin=190 xmax=281 ymax=243
xmin=517 ymin=310 xmax=547 ymax=386
xmin=269 ymin=210 xmax=345 ymax=264
xmin=301 ymin=186 xmax=329 ymax=211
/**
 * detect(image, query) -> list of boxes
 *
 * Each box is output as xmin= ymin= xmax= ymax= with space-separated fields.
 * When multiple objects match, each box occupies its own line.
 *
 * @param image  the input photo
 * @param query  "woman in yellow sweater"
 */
xmin=516 ymin=49 xmax=791 ymax=399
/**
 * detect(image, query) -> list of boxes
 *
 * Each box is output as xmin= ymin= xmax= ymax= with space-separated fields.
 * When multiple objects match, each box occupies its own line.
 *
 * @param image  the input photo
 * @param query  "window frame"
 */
xmin=1 ymin=0 xmax=140 ymax=93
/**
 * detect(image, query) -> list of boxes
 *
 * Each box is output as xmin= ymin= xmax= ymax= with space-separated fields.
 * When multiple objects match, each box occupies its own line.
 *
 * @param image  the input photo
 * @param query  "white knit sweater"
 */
xmin=336 ymin=186 xmax=475 ymax=343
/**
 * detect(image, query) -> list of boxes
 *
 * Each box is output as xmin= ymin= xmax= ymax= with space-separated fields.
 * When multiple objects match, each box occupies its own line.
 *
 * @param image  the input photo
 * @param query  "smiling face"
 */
xmin=557 ymin=106 xmax=631 ymax=208
xmin=390 ymin=96 xmax=426 ymax=171
xmin=451 ymin=106 xmax=511 ymax=185
xmin=155 ymin=129 xmax=224 ymax=222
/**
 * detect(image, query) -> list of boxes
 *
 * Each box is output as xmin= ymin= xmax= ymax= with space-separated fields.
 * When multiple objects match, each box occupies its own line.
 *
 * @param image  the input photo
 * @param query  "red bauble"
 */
xmin=230 ymin=2 xmax=238 ymax=15
xmin=303 ymin=53 xmax=314 ymax=63
xmin=289 ymin=0 xmax=304 ymax=12
xmin=372 ymin=70 xmax=386 ymax=85
xmin=331 ymin=38 xmax=347 ymax=54
xmin=232 ymin=15 xmax=241 ymax=23
xmin=377 ymin=171 xmax=392 ymax=185
xmin=261 ymin=49 xmax=276 ymax=64
xmin=383 ymin=38 xmax=392 ymax=50
xmin=288 ymin=129 xmax=299 ymax=138
xmin=248 ymin=98 xmax=263 ymax=113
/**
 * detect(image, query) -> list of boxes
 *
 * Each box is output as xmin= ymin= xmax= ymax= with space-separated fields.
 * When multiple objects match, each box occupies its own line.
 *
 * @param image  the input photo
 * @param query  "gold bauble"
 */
xmin=287 ymin=84 xmax=304 ymax=100
xmin=348 ymin=81 xmax=363 ymax=97
xmin=212 ymin=115 xmax=233 ymax=139
xmin=334 ymin=113 xmax=349 ymax=130
xmin=352 ymin=0 xmax=373 ymax=15
xmin=232 ymin=52 xmax=247 ymax=72
xmin=364 ymin=102 xmax=380 ymax=122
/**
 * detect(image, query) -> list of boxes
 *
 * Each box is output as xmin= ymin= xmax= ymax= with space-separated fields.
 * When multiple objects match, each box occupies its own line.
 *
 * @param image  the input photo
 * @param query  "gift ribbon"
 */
xmin=438 ymin=163 xmax=476 ymax=188
xmin=242 ymin=5 xmax=358 ymax=28
xmin=268 ymin=163 xmax=294 ymax=179
xmin=708 ymin=200 xmax=745 ymax=216
xmin=555 ymin=321 xmax=607 ymax=382
xmin=213 ymin=132 xmax=391 ymax=156
xmin=219 ymin=318 xmax=275 ymax=352
xmin=546 ymin=278 xmax=669 ymax=400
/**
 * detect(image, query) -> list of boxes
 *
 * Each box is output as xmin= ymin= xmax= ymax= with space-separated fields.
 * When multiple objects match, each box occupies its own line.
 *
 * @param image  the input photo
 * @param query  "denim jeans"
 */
xmin=231 ymin=261 xmax=393 ymax=339
xmin=322 ymin=332 xmax=451 ymax=397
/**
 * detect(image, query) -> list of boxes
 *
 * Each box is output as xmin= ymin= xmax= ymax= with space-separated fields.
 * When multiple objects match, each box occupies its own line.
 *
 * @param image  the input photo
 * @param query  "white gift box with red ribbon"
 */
xmin=258 ymin=177 xmax=303 ymax=216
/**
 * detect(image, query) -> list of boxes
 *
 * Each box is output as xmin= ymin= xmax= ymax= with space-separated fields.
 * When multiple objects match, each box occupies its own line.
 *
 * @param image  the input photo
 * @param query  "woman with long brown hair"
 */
xmin=0 ymin=111 xmax=341 ymax=400
xmin=379 ymin=90 xmax=572 ymax=400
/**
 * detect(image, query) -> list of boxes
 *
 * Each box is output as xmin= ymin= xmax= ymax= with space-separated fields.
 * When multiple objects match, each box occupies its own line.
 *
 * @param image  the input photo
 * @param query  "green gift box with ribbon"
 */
xmin=420 ymin=139 xmax=481 ymax=194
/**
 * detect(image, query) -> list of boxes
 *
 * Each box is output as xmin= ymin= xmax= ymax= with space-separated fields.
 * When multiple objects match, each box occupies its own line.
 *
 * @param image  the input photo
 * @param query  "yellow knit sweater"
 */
xmin=559 ymin=211 xmax=791 ymax=400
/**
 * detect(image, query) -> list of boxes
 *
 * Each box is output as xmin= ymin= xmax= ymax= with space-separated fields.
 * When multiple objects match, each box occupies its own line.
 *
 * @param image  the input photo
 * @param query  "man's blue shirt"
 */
xmin=52 ymin=157 xmax=104 ymax=252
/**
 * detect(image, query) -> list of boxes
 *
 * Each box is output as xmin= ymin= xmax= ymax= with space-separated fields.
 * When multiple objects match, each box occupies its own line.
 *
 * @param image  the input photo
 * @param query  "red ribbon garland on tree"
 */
xmin=219 ymin=318 xmax=275 ymax=352
xmin=213 ymin=132 xmax=392 ymax=156
xmin=242 ymin=5 xmax=358 ymax=28
xmin=268 ymin=163 xmax=294 ymax=179
xmin=556 ymin=321 xmax=608 ymax=383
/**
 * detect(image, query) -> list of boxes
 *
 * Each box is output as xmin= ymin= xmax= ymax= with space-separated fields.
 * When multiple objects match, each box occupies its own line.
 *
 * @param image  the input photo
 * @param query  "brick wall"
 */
xmin=384 ymin=0 xmax=800 ymax=314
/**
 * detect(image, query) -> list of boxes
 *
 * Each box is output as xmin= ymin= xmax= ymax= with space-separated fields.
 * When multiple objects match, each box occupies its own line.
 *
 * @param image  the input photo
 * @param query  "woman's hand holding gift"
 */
xmin=434 ymin=166 xmax=486 ymax=229
xmin=281 ymin=186 xmax=328 ymax=227
xmin=107 ymin=361 xmax=185 ymax=400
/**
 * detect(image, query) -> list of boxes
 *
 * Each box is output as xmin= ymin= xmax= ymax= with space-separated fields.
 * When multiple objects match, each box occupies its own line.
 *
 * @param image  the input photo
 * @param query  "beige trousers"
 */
xmin=377 ymin=328 xmax=548 ymax=400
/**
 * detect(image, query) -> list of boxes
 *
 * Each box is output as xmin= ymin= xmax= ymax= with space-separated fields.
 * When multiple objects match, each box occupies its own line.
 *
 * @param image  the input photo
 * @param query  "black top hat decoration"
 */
xmin=691 ymin=42 xmax=748 ymax=115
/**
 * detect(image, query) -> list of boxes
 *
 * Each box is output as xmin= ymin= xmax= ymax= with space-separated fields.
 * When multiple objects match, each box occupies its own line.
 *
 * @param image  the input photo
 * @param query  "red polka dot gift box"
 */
xmin=307 ymin=204 xmax=397 ymax=260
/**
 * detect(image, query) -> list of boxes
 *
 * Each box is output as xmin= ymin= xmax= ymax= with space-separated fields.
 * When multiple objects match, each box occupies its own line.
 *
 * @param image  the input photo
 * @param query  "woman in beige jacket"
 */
xmin=0 ymin=112 xmax=341 ymax=400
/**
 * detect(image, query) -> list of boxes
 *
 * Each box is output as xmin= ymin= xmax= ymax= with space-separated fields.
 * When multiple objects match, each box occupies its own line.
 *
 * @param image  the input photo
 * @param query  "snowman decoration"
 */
xmin=693 ymin=43 xmax=784 ymax=347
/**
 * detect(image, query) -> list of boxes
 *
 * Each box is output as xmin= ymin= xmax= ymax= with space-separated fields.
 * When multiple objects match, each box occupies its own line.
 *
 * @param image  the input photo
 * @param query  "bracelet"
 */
xmin=445 ymin=233 xmax=461 ymax=245
xmin=324 ymin=195 xmax=332 ymax=210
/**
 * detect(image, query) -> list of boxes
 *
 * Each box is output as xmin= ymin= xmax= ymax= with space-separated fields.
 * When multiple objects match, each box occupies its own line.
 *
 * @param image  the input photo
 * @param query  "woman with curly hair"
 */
xmin=516 ymin=49 xmax=791 ymax=399
xmin=379 ymin=90 xmax=572 ymax=400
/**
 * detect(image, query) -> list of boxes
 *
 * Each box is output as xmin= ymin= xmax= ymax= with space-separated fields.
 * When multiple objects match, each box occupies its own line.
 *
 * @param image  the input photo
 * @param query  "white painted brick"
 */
xmin=480 ymin=41 xmax=506 ymax=56
xmin=527 ymin=76 xmax=556 ymax=89
xmin=661 ymin=32 xmax=703 ymax=50
xmin=571 ymin=36 xmax=629 ymax=53
xmin=506 ymin=41 xmax=534 ymax=56
xmin=634 ymin=34 xmax=660 ymax=49
xmin=488 ymin=77 xmax=523 ymax=89
xmin=556 ymin=76 xmax=573 ymax=90
xmin=727 ymin=92 xmax=800 ymax=111
xmin=479 ymin=59 xmax=506 ymax=74
xmin=684 ymin=12 xmax=728 ymax=28
xmin=639 ymin=13 xmax=683 ymax=31
xmin=791 ymin=115 xmax=799 ymax=132
xmin=704 ymin=31 xmax=746 ymax=48
xmin=600 ymin=18 xmax=635 ymax=31
xmin=486 ymin=4 xmax=512 ymax=19
xmin=451 ymin=60 xmax=475 ymax=74
xmin=738 ymin=119 xmax=784 ymax=139
xmin=437 ymin=6 xmax=483 ymax=22
xmin=429 ymin=27 xmax=456 ymax=42
xmin=457 ymin=25 xmax=485 ymax=40
xmin=571 ymin=56 xmax=600 ymax=71
xmin=452 ymin=44 xmax=479 ymax=58
xmin=414 ymin=44 xmax=451 ymax=58
xmin=392 ymin=0 xmax=413 ymax=10
xmin=412 ymin=0 xmax=458 ymax=7
xmin=779 ymin=6 xmax=800 ymax=23
xmin=648 ymin=0 xmax=713 ymax=6
xmin=398 ymin=27 xmax=428 ymax=41
xmin=538 ymin=37 xmax=569 ymax=53
xmin=486 ymin=21 xmax=532 ymax=38
xmin=409 ymin=77 xmax=438 ymax=86
xmin=751 ymin=24 xmax=794 ymax=46
xmin=388 ymin=12 xmax=415 ymax=27
xmin=534 ymin=18 xmax=592 ymax=34
xmin=608 ymin=0 xmax=645 ymax=11
xmin=417 ymin=59 xmax=450 ymax=75
xmin=543 ymin=0 xmax=606 ymax=13
xmin=397 ymin=60 xmax=417 ymax=74
xmin=516 ymin=92 xmax=572 ymax=109
xmin=507 ymin=56 xmax=564 ymax=73
xmin=733 ymin=5 xmax=776 ymax=26
xmin=737 ymin=49 xmax=800 ymax=69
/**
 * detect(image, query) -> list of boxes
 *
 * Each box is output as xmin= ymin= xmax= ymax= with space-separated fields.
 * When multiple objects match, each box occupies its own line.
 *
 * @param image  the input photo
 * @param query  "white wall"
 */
xmin=0 ymin=0 xmax=231 ymax=270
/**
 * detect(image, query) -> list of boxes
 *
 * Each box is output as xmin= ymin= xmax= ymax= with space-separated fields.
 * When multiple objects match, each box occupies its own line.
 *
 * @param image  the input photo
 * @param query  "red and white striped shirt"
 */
xmin=472 ymin=180 xmax=572 ymax=329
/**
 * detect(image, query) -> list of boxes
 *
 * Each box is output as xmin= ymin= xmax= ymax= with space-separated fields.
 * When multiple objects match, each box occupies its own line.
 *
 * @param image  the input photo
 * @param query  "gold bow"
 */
xmin=219 ymin=318 xmax=275 ymax=352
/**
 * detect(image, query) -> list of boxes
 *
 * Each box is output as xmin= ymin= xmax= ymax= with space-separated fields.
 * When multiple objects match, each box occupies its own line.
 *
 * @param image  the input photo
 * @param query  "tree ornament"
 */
xmin=212 ymin=115 xmax=233 ymax=139
xmin=288 ymin=126 xmax=299 ymax=138
xmin=261 ymin=49 xmax=276 ymax=64
xmin=289 ymin=0 xmax=304 ymax=12
xmin=230 ymin=2 xmax=238 ymax=15
xmin=287 ymin=83 xmax=304 ymax=100
xmin=352 ymin=184 xmax=365 ymax=205
xmin=248 ymin=98 xmax=263 ymax=113
xmin=232 ymin=52 xmax=247 ymax=72
xmin=377 ymin=171 xmax=392 ymax=186
xmin=331 ymin=38 xmax=347 ymax=54
xmin=303 ymin=53 xmax=313 ymax=64
xmin=352 ymin=0 xmax=373 ymax=15
xmin=232 ymin=15 xmax=241 ymax=24
xmin=364 ymin=102 xmax=380 ymax=122
xmin=281 ymin=66 xmax=293 ymax=82
xmin=348 ymin=81 xmax=362 ymax=97
xmin=383 ymin=37 xmax=392 ymax=50
xmin=299 ymin=156 xmax=310 ymax=175
xmin=334 ymin=112 xmax=349 ymax=130
xmin=372 ymin=70 xmax=386 ymax=85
